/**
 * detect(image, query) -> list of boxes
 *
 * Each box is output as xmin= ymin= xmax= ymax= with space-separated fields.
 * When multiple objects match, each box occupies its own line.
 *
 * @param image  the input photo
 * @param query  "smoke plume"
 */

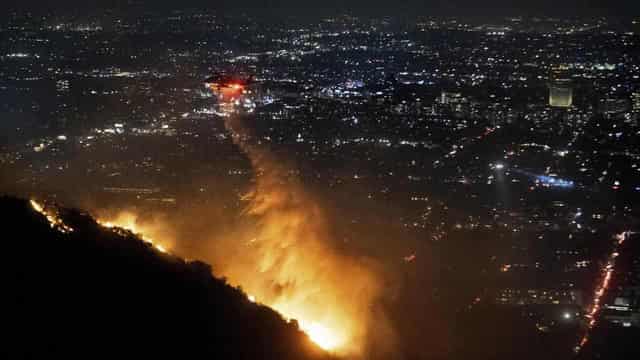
xmin=217 ymin=115 xmax=394 ymax=357
xmin=94 ymin=113 xmax=395 ymax=357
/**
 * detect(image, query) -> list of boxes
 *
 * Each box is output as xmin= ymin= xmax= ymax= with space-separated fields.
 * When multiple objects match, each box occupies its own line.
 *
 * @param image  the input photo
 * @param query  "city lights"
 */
xmin=5 ymin=7 xmax=640 ymax=360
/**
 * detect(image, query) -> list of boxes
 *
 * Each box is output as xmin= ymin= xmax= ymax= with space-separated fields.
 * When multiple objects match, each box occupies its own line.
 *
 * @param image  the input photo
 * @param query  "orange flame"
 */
xmin=216 ymin=115 xmax=391 ymax=356
xmin=96 ymin=212 xmax=171 ymax=254
xmin=88 ymin=111 xmax=393 ymax=356
xmin=30 ymin=199 xmax=74 ymax=233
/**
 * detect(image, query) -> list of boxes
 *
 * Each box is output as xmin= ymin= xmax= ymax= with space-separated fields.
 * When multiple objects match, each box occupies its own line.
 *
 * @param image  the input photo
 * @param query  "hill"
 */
xmin=1 ymin=196 xmax=332 ymax=360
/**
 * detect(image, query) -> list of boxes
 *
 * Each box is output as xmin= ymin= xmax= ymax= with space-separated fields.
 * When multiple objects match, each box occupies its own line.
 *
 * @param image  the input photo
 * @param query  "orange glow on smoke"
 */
xmin=219 ymin=183 xmax=379 ymax=354
xmin=95 ymin=204 xmax=371 ymax=353
xmin=88 ymin=94 xmax=392 ymax=356
xmin=91 ymin=119 xmax=391 ymax=355
xmin=97 ymin=212 xmax=171 ymax=254
xmin=33 ymin=194 xmax=356 ymax=352
xmin=214 ymin=115 xmax=390 ymax=356
xmin=207 ymin=82 xmax=245 ymax=101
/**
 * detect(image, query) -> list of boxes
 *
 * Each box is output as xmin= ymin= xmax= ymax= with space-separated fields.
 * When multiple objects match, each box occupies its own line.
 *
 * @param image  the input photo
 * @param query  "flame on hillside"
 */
xmin=96 ymin=212 xmax=172 ymax=254
xmin=90 ymin=114 xmax=393 ymax=356
xmin=30 ymin=199 xmax=74 ymax=234
xmin=215 ymin=115 xmax=392 ymax=355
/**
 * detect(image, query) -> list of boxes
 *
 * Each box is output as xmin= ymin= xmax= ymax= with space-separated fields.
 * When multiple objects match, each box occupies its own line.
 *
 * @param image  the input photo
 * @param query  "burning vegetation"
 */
xmin=71 ymin=79 xmax=395 ymax=357
xmin=30 ymin=199 xmax=74 ymax=234
xmin=6 ymin=196 xmax=332 ymax=360
xmin=89 ymin=113 xmax=394 ymax=357
xmin=96 ymin=213 xmax=170 ymax=254
xmin=217 ymin=114 xmax=392 ymax=355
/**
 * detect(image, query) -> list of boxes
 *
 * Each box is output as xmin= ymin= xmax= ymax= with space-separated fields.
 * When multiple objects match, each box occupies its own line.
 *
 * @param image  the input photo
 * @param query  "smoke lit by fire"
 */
xmin=89 ymin=114 xmax=392 ymax=356
xmin=96 ymin=212 xmax=172 ymax=254
xmin=77 ymin=85 xmax=394 ymax=356
xmin=205 ymin=79 xmax=246 ymax=102
xmin=215 ymin=114 xmax=391 ymax=355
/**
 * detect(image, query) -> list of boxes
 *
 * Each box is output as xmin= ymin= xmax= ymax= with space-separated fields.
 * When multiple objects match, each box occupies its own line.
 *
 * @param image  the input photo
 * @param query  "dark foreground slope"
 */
xmin=0 ymin=196 xmax=331 ymax=360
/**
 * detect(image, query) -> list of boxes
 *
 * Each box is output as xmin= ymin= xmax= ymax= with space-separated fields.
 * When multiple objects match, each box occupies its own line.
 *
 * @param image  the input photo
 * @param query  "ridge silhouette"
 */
xmin=1 ymin=196 xmax=334 ymax=360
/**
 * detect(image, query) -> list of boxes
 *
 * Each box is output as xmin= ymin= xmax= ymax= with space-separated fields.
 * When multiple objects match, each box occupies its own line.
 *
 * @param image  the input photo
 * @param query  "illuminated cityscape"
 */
xmin=2 ymin=2 xmax=640 ymax=360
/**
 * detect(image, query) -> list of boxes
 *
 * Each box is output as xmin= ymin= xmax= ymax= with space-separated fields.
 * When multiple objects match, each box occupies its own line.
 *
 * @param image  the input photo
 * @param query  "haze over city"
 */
xmin=2 ymin=1 xmax=639 ymax=359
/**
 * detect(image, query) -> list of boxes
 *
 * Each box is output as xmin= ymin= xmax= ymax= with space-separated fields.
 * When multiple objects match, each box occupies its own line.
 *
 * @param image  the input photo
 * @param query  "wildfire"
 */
xmin=269 ymin=299 xmax=351 ymax=352
xmin=96 ymin=213 xmax=170 ymax=254
xmin=299 ymin=321 xmax=342 ymax=351
xmin=29 ymin=199 xmax=347 ymax=351
xmin=76 ymin=90 xmax=391 ymax=356
xmin=248 ymin=292 xmax=343 ymax=350
xmin=213 ymin=114 xmax=389 ymax=356
xmin=90 ymin=117 xmax=389 ymax=355
xmin=30 ymin=199 xmax=74 ymax=233
xmin=206 ymin=81 xmax=245 ymax=102
xmin=95 ymin=208 xmax=351 ymax=352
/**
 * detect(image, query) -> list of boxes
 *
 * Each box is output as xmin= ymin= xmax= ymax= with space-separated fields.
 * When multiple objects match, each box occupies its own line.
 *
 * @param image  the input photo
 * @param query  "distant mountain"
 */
xmin=0 ymin=196 xmax=333 ymax=360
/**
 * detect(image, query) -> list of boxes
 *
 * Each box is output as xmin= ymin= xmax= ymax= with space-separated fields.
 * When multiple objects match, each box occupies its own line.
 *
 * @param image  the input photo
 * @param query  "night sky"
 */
xmin=4 ymin=0 xmax=639 ymax=16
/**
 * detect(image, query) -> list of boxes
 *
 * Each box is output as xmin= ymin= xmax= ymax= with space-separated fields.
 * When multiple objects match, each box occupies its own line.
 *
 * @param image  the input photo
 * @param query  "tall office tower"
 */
xmin=632 ymin=92 xmax=640 ymax=112
xmin=549 ymin=80 xmax=573 ymax=108
xmin=439 ymin=91 xmax=463 ymax=105
xmin=600 ymin=98 xmax=630 ymax=115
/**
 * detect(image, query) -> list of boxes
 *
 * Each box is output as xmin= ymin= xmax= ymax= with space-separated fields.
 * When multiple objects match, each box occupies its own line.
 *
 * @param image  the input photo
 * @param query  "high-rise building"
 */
xmin=439 ymin=91 xmax=463 ymax=105
xmin=632 ymin=92 xmax=640 ymax=112
xmin=600 ymin=98 xmax=630 ymax=115
xmin=56 ymin=79 xmax=70 ymax=93
xmin=549 ymin=80 xmax=573 ymax=108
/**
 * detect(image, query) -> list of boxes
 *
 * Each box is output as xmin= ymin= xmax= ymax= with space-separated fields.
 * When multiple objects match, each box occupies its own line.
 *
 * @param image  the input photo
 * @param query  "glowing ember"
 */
xmin=30 ymin=199 xmax=74 ymax=233
xmin=30 ymin=199 xmax=44 ymax=213
xmin=207 ymin=109 xmax=389 ymax=356
xmin=80 ymin=92 xmax=391 ymax=357
xmin=30 ymin=195 xmax=369 ymax=354
xmin=299 ymin=321 xmax=341 ymax=351
xmin=403 ymin=253 xmax=416 ymax=263
xmin=154 ymin=244 xmax=168 ymax=253
xmin=98 ymin=210 xmax=351 ymax=351
xmin=96 ymin=213 xmax=170 ymax=255
xmin=246 ymin=294 xmax=343 ymax=350
xmin=206 ymin=81 xmax=245 ymax=102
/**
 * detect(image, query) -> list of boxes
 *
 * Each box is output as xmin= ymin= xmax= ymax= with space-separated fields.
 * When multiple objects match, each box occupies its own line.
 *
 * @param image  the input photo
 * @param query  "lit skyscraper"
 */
xmin=632 ymin=92 xmax=640 ymax=112
xmin=549 ymin=80 xmax=573 ymax=108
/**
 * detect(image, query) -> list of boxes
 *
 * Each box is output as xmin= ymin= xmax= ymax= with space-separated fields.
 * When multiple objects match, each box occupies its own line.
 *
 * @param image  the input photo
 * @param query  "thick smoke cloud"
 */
xmin=94 ymin=114 xmax=396 ymax=357
xmin=217 ymin=115 xmax=395 ymax=356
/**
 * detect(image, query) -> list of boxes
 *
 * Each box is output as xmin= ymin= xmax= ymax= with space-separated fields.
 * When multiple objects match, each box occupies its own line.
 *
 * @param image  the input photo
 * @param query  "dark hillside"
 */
xmin=1 ymin=196 xmax=331 ymax=360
